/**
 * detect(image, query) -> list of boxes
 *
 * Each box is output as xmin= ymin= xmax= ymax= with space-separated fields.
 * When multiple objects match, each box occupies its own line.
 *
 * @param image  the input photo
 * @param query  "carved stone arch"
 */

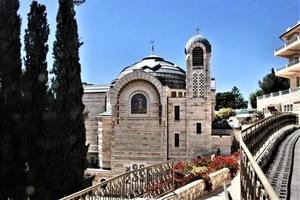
xmin=186 ymin=42 xmax=208 ymax=56
xmin=110 ymin=70 xmax=163 ymax=106
xmin=186 ymin=42 xmax=211 ymax=77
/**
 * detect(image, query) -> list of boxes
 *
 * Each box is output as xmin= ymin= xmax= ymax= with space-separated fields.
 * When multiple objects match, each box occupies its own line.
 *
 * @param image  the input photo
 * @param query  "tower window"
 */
xmin=174 ymin=133 xmax=179 ymax=147
xmin=178 ymin=92 xmax=183 ymax=97
xmin=174 ymin=105 xmax=180 ymax=121
xmin=297 ymin=76 xmax=300 ymax=87
xmin=192 ymin=47 xmax=204 ymax=67
xmin=171 ymin=91 xmax=177 ymax=97
xmin=196 ymin=123 xmax=201 ymax=134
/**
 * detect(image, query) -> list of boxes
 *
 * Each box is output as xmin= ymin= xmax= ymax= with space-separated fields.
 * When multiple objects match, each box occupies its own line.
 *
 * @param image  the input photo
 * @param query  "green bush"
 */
xmin=215 ymin=108 xmax=236 ymax=121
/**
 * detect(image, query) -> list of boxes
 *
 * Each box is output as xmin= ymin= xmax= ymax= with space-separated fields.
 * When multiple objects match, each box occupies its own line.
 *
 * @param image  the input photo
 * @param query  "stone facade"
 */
xmin=83 ymin=34 xmax=231 ymax=176
xmin=82 ymin=84 xmax=110 ymax=167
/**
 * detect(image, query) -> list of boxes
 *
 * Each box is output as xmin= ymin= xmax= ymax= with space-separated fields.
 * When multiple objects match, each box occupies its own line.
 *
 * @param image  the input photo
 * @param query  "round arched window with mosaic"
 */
xmin=131 ymin=93 xmax=147 ymax=114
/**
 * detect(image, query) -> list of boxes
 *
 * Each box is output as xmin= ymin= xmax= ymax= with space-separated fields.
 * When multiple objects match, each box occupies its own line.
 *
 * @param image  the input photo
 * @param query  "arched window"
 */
xmin=131 ymin=93 xmax=147 ymax=114
xmin=192 ymin=47 xmax=204 ymax=67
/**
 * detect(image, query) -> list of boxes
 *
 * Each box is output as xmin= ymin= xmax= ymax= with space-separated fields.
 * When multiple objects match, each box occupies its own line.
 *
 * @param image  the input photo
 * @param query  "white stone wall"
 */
xmin=83 ymin=91 xmax=107 ymax=166
xmin=98 ymin=115 xmax=112 ymax=169
xmin=111 ymin=80 xmax=165 ymax=174
xmin=185 ymin=42 xmax=212 ymax=158
xmin=168 ymin=97 xmax=187 ymax=160
xmin=290 ymin=76 xmax=300 ymax=89
xmin=211 ymin=135 xmax=232 ymax=155
xmin=257 ymin=90 xmax=300 ymax=118
xmin=93 ymin=38 xmax=218 ymax=173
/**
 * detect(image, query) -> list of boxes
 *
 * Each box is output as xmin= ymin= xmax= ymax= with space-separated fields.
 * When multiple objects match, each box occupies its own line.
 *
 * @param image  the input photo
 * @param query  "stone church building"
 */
xmin=83 ymin=34 xmax=230 ymax=175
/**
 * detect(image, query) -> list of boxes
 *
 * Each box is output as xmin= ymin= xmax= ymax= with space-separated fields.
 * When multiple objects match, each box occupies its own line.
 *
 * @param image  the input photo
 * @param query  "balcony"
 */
xmin=257 ymin=87 xmax=300 ymax=117
xmin=275 ymin=58 xmax=300 ymax=78
xmin=275 ymin=35 xmax=300 ymax=58
xmin=257 ymin=87 xmax=300 ymax=100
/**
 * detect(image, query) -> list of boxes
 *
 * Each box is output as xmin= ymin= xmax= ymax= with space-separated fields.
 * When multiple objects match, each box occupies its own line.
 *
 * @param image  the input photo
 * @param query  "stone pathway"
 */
xmin=265 ymin=129 xmax=300 ymax=200
xmin=290 ymin=131 xmax=300 ymax=200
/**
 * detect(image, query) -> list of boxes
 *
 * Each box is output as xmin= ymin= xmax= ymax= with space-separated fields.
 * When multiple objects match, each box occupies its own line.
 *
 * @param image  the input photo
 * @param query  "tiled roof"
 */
xmin=83 ymin=84 xmax=110 ymax=93
xmin=116 ymin=55 xmax=186 ymax=89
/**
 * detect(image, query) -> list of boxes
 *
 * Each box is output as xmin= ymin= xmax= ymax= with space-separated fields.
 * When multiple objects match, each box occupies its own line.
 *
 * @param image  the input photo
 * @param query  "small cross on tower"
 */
xmin=150 ymin=40 xmax=155 ymax=54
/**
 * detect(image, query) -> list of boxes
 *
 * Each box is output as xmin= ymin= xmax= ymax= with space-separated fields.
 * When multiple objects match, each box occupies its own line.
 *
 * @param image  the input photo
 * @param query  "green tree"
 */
xmin=0 ymin=0 xmax=26 ymax=198
xmin=258 ymin=68 xmax=289 ymax=94
xmin=215 ymin=92 xmax=235 ymax=110
xmin=215 ymin=86 xmax=247 ymax=110
xmin=249 ymin=68 xmax=289 ymax=109
xmin=231 ymin=86 xmax=248 ymax=109
xmin=51 ymin=0 xmax=88 ymax=198
xmin=249 ymin=90 xmax=263 ymax=109
xmin=23 ymin=1 xmax=51 ymax=199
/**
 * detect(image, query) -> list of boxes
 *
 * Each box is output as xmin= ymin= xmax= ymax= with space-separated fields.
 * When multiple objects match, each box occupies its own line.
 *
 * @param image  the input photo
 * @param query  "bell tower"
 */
xmin=185 ymin=34 xmax=212 ymax=158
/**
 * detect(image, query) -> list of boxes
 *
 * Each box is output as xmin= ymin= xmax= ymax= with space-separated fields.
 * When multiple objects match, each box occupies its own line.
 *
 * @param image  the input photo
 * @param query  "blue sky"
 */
xmin=19 ymin=0 xmax=299 ymax=101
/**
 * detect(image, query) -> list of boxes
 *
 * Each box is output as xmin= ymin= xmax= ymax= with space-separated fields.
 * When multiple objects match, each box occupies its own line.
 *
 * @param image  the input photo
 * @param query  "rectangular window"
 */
xmin=171 ymin=91 xmax=176 ymax=97
xmin=284 ymin=104 xmax=293 ymax=112
xmin=196 ymin=123 xmax=201 ymax=134
xmin=178 ymin=92 xmax=183 ymax=97
xmin=297 ymin=76 xmax=300 ymax=87
xmin=174 ymin=106 xmax=180 ymax=121
xmin=174 ymin=133 xmax=179 ymax=147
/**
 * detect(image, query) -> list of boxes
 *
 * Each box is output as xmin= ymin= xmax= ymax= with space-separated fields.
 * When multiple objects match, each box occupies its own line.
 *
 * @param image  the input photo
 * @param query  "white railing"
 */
xmin=275 ymin=35 xmax=300 ymax=52
xmin=276 ymin=57 xmax=300 ymax=71
xmin=257 ymin=87 xmax=300 ymax=100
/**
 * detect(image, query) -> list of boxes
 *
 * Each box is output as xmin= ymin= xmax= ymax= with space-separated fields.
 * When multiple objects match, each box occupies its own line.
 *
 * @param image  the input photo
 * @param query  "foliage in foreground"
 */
xmin=249 ymin=68 xmax=289 ymax=109
xmin=216 ymin=86 xmax=248 ymax=111
xmin=215 ymin=107 xmax=236 ymax=121
xmin=0 ymin=0 xmax=25 ymax=199
xmin=23 ymin=1 xmax=51 ymax=199
xmin=50 ymin=0 xmax=88 ymax=198
xmin=174 ymin=152 xmax=239 ymax=191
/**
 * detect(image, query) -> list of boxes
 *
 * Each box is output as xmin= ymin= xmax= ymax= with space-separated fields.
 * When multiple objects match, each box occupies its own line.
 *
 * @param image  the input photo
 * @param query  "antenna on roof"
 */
xmin=195 ymin=27 xmax=200 ymax=35
xmin=150 ymin=40 xmax=155 ymax=54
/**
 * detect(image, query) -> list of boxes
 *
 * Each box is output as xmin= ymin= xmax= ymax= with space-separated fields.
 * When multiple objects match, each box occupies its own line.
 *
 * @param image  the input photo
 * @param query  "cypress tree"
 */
xmin=23 ymin=1 xmax=51 ymax=199
xmin=51 ymin=0 xmax=88 ymax=198
xmin=0 ymin=0 xmax=26 ymax=199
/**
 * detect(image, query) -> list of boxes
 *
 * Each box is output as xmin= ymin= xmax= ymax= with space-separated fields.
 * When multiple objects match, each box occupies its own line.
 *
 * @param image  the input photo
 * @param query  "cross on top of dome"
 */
xmin=150 ymin=40 xmax=155 ymax=55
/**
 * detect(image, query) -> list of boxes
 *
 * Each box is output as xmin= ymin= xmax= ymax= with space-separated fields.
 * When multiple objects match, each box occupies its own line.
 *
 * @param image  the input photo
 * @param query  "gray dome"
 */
xmin=185 ymin=34 xmax=211 ymax=54
xmin=114 ymin=55 xmax=186 ymax=89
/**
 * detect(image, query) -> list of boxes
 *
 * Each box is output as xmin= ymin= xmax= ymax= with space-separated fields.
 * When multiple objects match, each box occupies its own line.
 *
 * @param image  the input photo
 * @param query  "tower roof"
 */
xmin=185 ymin=34 xmax=211 ymax=54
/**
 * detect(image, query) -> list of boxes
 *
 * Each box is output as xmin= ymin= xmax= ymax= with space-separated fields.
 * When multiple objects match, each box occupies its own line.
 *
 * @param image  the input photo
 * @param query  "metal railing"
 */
xmin=59 ymin=160 xmax=174 ymax=200
xmin=240 ymin=113 xmax=298 ymax=200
